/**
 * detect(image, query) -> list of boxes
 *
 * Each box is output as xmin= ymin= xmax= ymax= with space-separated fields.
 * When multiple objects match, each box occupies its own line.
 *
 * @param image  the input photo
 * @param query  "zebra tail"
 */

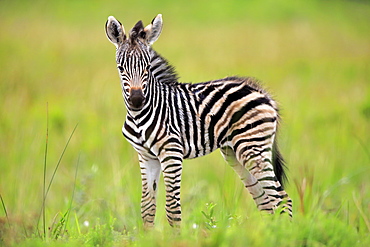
xmin=272 ymin=140 xmax=288 ymax=188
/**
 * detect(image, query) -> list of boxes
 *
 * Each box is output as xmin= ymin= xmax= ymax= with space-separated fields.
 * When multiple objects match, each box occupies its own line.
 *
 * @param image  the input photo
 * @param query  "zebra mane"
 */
xmin=150 ymin=49 xmax=179 ymax=85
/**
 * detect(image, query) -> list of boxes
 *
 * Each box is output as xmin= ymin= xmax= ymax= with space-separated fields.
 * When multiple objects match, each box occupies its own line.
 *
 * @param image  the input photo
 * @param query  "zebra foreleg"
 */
xmin=159 ymin=148 xmax=183 ymax=227
xmin=139 ymin=156 xmax=161 ymax=228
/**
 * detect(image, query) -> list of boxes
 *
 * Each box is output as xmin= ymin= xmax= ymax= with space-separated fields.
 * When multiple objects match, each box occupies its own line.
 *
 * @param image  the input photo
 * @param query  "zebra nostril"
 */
xmin=129 ymin=89 xmax=145 ymax=110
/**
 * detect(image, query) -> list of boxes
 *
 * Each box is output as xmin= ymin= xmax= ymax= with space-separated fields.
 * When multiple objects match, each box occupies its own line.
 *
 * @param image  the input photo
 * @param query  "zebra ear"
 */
xmin=144 ymin=14 xmax=163 ymax=45
xmin=105 ymin=16 xmax=126 ymax=48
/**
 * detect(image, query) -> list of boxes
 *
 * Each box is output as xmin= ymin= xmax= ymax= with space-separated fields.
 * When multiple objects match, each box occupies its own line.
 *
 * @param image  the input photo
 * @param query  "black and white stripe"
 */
xmin=105 ymin=15 xmax=292 ymax=227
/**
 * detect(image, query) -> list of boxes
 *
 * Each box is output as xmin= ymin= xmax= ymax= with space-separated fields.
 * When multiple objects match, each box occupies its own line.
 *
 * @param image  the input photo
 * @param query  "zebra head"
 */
xmin=105 ymin=14 xmax=163 ymax=111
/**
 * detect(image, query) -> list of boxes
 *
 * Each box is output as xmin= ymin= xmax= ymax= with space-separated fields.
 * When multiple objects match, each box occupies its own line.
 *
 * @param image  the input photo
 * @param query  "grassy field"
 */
xmin=1 ymin=0 xmax=369 ymax=246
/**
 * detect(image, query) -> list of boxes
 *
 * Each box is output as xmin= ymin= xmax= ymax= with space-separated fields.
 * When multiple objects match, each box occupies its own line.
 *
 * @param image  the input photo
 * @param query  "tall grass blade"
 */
xmin=61 ymin=153 xmax=80 ymax=237
xmin=41 ymin=102 xmax=49 ymax=238
xmin=42 ymin=123 xmax=78 ymax=238
xmin=74 ymin=212 xmax=81 ymax=235
xmin=45 ymin=123 xmax=78 ymax=199
xmin=36 ymin=104 xmax=78 ymax=239
xmin=0 ymin=194 xmax=10 ymax=228
xmin=352 ymin=192 xmax=370 ymax=233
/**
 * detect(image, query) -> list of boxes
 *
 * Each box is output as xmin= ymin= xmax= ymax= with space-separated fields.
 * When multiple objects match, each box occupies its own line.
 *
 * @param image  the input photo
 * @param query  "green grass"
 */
xmin=1 ymin=0 xmax=369 ymax=246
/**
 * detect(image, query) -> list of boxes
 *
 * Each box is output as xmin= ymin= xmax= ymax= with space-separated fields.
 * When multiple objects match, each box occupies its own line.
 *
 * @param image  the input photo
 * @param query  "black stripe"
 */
xmin=144 ymin=106 xmax=161 ymax=140
xmin=141 ymin=201 xmax=155 ymax=212
xmin=245 ymin=181 xmax=259 ymax=188
xmin=258 ymin=176 xmax=278 ymax=182
xmin=165 ymin=147 xmax=183 ymax=153
xmin=157 ymin=137 xmax=181 ymax=156
xmin=253 ymin=191 xmax=266 ymax=200
xmin=268 ymin=194 xmax=286 ymax=199
xmin=162 ymin=156 xmax=183 ymax=163
xmin=233 ymin=133 xmax=274 ymax=154
xmin=241 ymin=146 xmax=272 ymax=160
xmin=166 ymin=193 xmax=180 ymax=201
xmin=165 ymin=185 xmax=181 ymax=193
xmin=163 ymin=167 xmax=182 ymax=176
xmin=166 ymin=208 xmax=181 ymax=215
xmin=230 ymin=117 xmax=276 ymax=144
xmin=209 ymin=86 xmax=259 ymax=149
xmin=124 ymin=122 xmax=140 ymax=139
xmin=163 ymin=172 xmax=182 ymax=181
xmin=183 ymin=85 xmax=199 ymax=158
xmin=258 ymin=198 xmax=274 ymax=206
xmin=178 ymin=88 xmax=192 ymax=158
xmin=148 ymin=97 xmax=168 ymax=148
xmin=199 ymin=83 xmax=238 ymax=155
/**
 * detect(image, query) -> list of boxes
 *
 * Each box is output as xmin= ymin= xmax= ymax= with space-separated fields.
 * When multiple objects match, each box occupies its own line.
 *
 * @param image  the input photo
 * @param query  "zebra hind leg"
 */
xmin=235 ymin=142 xmax=292 ymax=217
xmin=220 ymin=146 xmax=273 ymax=213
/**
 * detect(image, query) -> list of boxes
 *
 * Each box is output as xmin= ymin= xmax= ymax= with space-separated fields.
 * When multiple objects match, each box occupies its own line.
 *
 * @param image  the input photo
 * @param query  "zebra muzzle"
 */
xmin=129 ymin=88 xmax=146 ymax=110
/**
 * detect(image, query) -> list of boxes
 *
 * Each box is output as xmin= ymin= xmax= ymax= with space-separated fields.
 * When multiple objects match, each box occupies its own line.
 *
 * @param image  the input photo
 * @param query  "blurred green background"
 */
xmin=0 ymin=0 xmax=369 ymax=245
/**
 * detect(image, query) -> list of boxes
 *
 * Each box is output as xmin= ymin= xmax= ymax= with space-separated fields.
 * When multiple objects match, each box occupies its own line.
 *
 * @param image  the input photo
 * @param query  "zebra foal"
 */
xmin=105 ymin=14 xmax=292 ymax=227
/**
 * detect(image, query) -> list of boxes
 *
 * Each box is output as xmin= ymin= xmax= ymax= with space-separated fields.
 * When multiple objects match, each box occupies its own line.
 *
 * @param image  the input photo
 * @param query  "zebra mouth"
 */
xmin=129 ymin=100 xmax=145 ymax=110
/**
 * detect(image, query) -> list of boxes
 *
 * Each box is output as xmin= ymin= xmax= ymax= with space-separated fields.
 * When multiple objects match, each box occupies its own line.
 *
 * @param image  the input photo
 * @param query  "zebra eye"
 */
xmin=144 ymin=66 xmax=150 ymax=75
xmin=123 ymin=82 xmax=130 ymax=94
xmin=118 ymin=66 xmax=124 ymax=73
